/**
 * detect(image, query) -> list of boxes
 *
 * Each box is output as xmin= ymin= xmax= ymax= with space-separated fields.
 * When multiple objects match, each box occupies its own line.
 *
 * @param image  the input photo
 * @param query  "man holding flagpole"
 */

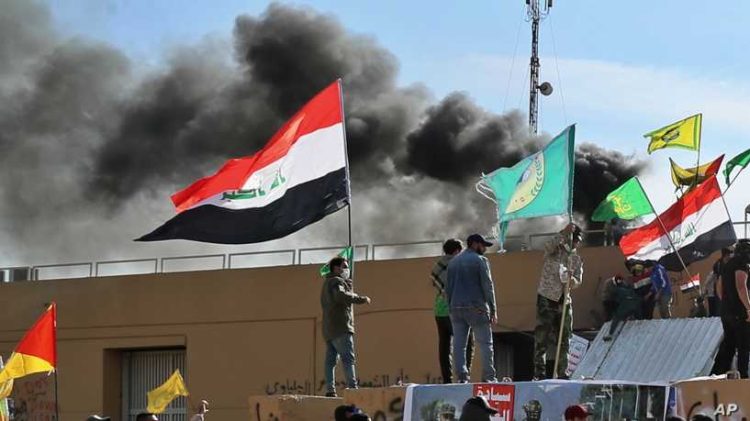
xmin=533 ymin=224 xmax=583 ymax=380
xmin=321 ymin=257 xmax=371 ymax=397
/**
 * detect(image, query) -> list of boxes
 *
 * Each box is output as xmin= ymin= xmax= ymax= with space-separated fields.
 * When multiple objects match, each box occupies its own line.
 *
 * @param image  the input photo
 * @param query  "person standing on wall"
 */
xmin=712 ymin=240 xmax=750 ymax=378
xmin=644 ymin=260 xmax=672 ymax=319
xmin=533 ymin=223 xmax=583 ymax=380
xmin=321 ymin=257 xmax=371 ymax=397
xmin=446 ymin=234 xmax=498 ymax=383
xmin=705 ymin=248 xmax=733 ymax=317
xmin=431 ymin=238 xmax=474 ymax=384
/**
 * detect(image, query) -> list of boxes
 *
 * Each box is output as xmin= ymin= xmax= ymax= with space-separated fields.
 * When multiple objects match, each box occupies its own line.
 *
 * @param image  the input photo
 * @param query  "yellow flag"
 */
xmin=147 ymin=369 xmax=189 ymax=414
xmin=0 ymin=379 xmax=11 ymax=401
xmin=669 ymin=154 xmax=724 ymax=189
xmin=0 ymin=357 xmax=12 ymax=421
xmin=645 ymin=113 xmax=702 ymax=154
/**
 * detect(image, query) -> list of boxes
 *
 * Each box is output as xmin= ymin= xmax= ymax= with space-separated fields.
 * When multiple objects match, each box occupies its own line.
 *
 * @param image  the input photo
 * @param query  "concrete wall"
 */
xmin=0 ymin=246 xmax=712 ymax=421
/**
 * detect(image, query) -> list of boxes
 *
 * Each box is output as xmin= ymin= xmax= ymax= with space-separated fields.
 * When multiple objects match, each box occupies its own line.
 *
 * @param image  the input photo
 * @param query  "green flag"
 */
xmin=724 ymin=148 xmax=750 ymax=185
xmin=319 ymin=246 xmax=353 ymax=277
xmin=591 ymin=177 xmax=653 ymax=222
xmin=483 ymin=125 xmax=576 ymax=224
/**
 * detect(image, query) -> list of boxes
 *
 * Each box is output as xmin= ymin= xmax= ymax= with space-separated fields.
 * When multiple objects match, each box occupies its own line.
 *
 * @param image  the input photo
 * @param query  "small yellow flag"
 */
xmin=669 ymin=155 xmax=724 ymax=189
xmin=644 ymin=113 xmax=702 ymax=154
xmin=147 ymin=369 xmax=189 ymax=414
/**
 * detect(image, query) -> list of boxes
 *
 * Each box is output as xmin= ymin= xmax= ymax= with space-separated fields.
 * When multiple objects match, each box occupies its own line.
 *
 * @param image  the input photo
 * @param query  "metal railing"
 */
xmin=95 ymin=258 xmax=159 ymax=277
xmin=3 ymin=222 xmax=746 ymax=281
xmin=32 ymin=262 xmax=93 ymax=281
xmin=228 ymin=249 xmax=296 ymax=269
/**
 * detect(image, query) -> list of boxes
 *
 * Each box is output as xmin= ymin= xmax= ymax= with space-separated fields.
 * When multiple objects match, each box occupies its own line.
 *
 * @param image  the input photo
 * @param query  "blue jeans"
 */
xmin=324 ymin=333 xmax=357 ymax=393
xmin=451 ymin=307 xmax=497 ymax=382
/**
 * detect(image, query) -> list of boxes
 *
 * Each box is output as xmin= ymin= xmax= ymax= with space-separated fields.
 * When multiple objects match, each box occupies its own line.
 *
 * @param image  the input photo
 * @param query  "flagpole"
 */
xmin=635 ymin=177 xmax=693 ymax=281
xmin=692 ymin=115 xmax=702 ymax=189
xmin=337 ymin=79 xmax=354 ymax=266
xmin=54 ymin=371 xmax=60 ymax=421
xmin=553 ymin=132 xmax=576 ymax=379
xmin=726 ymin=170 xmax=745 ymax=192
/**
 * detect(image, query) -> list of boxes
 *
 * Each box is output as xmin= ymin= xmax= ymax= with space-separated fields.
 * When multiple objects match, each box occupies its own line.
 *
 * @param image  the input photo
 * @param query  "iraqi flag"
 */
xmin=619 ymin=176 xmax=736 ymax=271
xmin=138 ymin=81 xmax=350 ymax=244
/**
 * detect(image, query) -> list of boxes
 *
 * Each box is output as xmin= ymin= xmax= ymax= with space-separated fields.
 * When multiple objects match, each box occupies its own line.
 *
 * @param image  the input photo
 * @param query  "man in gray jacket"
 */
xmin=446 ymin=234 xmax=498 ymax=383
xmin=321 ymin=257 xmax=371 ymax=397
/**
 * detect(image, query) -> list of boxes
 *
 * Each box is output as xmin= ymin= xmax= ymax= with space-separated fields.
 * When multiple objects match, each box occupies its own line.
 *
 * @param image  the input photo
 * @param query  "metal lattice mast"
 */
xmin=526 ymin=0 xmax=553 ymax=135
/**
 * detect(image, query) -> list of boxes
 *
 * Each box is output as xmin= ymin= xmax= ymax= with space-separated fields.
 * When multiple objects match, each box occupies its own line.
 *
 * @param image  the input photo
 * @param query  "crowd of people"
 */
xmin=317 ymin=225 xmax=750 ymax=420
xmin=318 ymin=223 xmax=587 ymax=392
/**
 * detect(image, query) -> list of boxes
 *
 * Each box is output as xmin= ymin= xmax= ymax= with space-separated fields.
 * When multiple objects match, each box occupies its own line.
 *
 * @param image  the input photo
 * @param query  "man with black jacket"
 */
xmin=713 ymin=240 xmax=750 ymax=378
xmin=321 ymin=257 xmax=371 ymax=397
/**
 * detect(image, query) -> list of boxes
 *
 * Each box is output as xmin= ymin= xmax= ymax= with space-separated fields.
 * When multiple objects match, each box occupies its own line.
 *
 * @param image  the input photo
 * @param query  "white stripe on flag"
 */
xmin=194 ymin=123 xmax=346 ymax=210
xmin=627 ymin=195 xmax=729 ymax=261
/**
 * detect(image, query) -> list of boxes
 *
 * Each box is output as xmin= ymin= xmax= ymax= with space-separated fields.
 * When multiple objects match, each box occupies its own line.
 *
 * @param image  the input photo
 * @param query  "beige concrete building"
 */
xmin=0 ymin=246 xmax=709 ymax=420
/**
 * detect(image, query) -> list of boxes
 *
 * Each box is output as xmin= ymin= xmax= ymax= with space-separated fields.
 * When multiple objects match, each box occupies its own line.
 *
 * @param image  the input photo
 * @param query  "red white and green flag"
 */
xmin=138 ymin=81 xmax=350 ymax=244
xmin=619 ymin=176 xmax=736 ymax=271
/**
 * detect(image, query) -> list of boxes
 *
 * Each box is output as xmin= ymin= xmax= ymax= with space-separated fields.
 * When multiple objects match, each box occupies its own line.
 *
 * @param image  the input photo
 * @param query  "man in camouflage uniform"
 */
xmin=533 ymin=224 xmax=584 ymax=379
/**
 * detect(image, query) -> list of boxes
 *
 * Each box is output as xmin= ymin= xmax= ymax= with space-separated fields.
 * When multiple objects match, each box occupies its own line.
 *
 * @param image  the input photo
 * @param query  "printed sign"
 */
xmin=566 ymin=334 xmax=590 ymax=376
xmin=404 ymin=381 xmax=670 ymax=421
xmin=474 ymin=384 xmax=515 ymax=421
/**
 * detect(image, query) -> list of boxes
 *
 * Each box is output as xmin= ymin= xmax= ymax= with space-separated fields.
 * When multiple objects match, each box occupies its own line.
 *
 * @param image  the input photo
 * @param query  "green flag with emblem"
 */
xmin=724 ymin=147 xmax=750 ymax=185
xmin=319 ymin=246 xmax=353 ymax=277
xmin=483 ymin=125 xmax=576 ymax=225
xmin=591 ymin=177 xmax=653 ymax=222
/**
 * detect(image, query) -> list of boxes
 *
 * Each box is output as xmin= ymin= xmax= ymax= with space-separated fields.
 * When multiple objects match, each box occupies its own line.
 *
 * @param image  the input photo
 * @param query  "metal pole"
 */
xmin=552 ymin=228 xmax=573 ymax=379
xmin=528 ymin=1 xmax=540 ymax=134
xmin=635 ymin=177 xmax=693 ymax=280
xmin=337 ymin=79 xmax=354 ymax=264
xmin=55 ymin=371 xmax=60 ymax=421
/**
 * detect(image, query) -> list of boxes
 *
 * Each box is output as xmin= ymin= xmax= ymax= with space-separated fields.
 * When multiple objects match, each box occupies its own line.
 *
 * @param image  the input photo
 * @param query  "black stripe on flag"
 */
xmin=137 ymin=168 xmax=349 ymax=244
xmin=659 ymin=220 xmax=737 ymax=271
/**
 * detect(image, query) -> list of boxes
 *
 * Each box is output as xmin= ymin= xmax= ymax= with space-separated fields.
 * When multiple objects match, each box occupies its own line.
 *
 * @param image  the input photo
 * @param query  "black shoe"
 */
xmin=325 ymin=392 xmax=337 ymax=398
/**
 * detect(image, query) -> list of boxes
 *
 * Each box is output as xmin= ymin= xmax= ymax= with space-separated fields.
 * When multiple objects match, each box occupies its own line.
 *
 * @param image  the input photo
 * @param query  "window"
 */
xmin=122 ymin=349 xmax=186 ymax=421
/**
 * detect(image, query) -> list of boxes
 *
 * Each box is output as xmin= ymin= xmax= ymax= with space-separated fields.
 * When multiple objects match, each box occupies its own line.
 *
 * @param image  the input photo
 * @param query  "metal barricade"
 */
xmin=95 ymin=258 xmax=159 ymax=277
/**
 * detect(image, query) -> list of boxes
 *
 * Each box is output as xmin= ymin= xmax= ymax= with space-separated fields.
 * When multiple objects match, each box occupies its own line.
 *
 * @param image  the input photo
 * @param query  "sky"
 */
xmin=9 ymin=0 xmax=745 ymax=269
xmin=46 ymin=0 xmax=750 ymax=218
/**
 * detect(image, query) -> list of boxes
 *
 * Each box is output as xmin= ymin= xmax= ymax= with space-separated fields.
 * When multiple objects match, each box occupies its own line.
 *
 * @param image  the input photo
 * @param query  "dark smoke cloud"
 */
xmin=0 ymin=1 xmax=646 ymax=263
xmin=404 ymin=93 xmax=539 ymax=183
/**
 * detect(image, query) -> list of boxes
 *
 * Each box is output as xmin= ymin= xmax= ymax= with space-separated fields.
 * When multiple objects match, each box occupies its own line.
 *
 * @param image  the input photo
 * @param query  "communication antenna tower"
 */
xmin=526 ymin=0 xmax=554 ymax=134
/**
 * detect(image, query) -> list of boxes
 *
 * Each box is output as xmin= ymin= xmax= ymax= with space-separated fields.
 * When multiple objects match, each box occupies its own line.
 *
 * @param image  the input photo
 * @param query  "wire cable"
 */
xmin=502 ymin=8 xmax=526 ymax=113
xmin=547 ymin=14 xmax=568 ymax=126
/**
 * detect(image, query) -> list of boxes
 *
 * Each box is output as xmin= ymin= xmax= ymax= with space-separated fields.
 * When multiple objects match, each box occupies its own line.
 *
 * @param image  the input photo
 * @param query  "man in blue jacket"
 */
xmin=645 ymin=260 xmax=672 ymax=319
xmin=446 ymin=233 xmax=498 ymax=383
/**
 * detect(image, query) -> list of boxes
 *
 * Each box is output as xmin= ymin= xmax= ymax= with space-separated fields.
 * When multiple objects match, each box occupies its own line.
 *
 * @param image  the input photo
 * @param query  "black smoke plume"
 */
xmin=0 ymin=1 xmax=645 ymax=264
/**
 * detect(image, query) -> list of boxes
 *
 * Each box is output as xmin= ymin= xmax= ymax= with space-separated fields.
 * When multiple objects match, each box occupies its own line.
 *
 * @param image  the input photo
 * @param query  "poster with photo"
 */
xmin=404 ymin=381 xmax=669 ymax=421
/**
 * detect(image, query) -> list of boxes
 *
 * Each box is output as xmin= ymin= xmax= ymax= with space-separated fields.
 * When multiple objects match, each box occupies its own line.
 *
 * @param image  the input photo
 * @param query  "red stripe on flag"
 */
xmin=171 ymin=81 xmax=343 ymax=212
xmin=619 ymin=176 xmax=723 ymax=256
xmin=15 ymin=303 xmax=56 ymax=366
xmin=706 ymin=155 xmax=724 ymax=176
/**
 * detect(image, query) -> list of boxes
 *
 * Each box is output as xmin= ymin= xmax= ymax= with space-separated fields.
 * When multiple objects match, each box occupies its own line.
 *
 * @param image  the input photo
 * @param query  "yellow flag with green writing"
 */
xmin=147 ymin=369 xmax=189 ymax=414
xmin=645 ymin=113 xmax=702 ymax=154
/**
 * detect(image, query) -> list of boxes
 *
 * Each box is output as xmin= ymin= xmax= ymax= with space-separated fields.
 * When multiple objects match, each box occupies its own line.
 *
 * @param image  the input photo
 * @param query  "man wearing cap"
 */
xmin=533 ymin=223 xmax=584 ymax=379
xmin=446 ymin=233 xmax=498 ymax=383
xmin=564 ymin=404 xmax=591 ymax=421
